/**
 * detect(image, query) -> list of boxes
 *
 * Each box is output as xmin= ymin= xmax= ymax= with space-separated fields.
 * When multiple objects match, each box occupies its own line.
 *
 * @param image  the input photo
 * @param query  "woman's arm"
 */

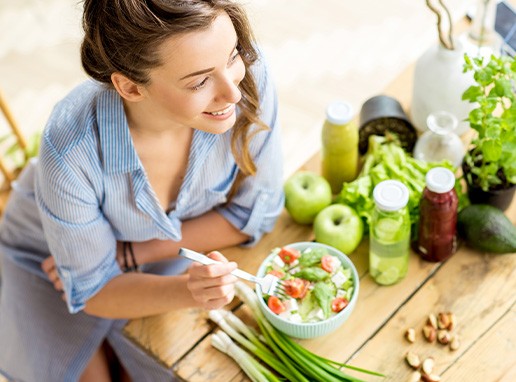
xmin=84 ymin=251 xmax=238 ymax=319
xmin=129 ymin=210 xmax=250 ymax=265
xmin=45 ymin=251 xmax=238 ymax=319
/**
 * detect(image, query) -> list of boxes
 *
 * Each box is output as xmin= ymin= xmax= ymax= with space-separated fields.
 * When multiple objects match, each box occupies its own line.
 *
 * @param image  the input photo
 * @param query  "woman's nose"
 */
xmin=215 ymin=69 xmax=243 ymax=104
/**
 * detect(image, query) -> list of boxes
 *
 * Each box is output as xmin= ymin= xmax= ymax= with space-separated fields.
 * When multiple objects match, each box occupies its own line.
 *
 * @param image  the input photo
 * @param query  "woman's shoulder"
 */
xmin=42 ymin=80 xmax=107 ymax=156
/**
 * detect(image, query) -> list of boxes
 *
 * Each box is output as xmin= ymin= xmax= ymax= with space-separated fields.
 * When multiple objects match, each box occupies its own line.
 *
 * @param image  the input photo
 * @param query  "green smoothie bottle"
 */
xmin=321 ymin=101 xmax=358 ymax=194
xmin=369 ymin=180 xmax=411 ymax=286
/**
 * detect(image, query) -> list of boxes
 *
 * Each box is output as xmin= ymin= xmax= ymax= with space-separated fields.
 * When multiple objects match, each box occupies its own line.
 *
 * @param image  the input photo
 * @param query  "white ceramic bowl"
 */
xmin=255 ymin=242 xmax=359 ymax=339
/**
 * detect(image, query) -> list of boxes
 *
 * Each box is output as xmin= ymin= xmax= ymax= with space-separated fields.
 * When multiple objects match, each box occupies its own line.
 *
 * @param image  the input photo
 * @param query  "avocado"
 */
xmin=457 ymin=204 xmax=516 ymax=254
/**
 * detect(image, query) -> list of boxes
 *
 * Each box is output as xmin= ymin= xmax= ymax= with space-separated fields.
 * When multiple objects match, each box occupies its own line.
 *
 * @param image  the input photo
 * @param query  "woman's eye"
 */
xmin=229 ymin=50 xmax=240 ymax=64
xmin=190 ymin=78 xmax=208 ymax=91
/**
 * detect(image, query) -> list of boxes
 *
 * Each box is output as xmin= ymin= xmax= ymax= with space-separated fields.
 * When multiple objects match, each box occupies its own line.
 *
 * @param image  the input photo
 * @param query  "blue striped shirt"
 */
xmin=0 ymin=57 xmax=284 ymax=314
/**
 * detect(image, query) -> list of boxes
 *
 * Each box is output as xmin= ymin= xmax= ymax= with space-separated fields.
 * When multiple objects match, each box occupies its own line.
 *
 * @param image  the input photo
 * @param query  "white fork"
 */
xmin=179 ymin=248 xmax=286 ymax=297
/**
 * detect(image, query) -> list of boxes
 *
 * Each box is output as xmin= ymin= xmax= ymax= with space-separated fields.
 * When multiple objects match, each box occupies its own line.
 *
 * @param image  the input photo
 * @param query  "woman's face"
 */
xmin=140 ymin=11 xmax=246 ymax=135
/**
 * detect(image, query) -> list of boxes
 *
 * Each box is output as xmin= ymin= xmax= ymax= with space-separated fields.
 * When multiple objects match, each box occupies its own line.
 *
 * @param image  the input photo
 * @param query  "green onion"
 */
xmin=211 ymin=331 xmax=274 ymax=382
xmin=208 ymin=310 xmax=299 ymax=381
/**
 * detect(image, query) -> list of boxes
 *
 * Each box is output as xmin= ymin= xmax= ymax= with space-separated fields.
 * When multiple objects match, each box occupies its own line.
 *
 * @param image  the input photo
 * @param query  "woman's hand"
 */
xmin=41 ymin=256 xmax=67 ymax=302
xmin=186 ymin=251 xmax=238 ymax=310
xmin=42 ymin=256 xmax=63 ymax=292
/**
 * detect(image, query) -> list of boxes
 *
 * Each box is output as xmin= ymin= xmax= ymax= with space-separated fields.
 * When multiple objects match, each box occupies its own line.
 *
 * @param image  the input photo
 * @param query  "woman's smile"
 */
xmin=204 ymin=104 xmax=235 ymax=119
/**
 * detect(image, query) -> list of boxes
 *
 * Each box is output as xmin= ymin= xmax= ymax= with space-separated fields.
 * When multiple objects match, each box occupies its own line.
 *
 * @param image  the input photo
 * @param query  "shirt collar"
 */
xmin=96 ymin=88 xmax=140 ymax=174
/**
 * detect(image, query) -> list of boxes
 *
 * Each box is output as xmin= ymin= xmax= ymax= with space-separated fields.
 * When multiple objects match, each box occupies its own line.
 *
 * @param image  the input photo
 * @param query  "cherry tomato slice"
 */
xmin=283 ymin=278 xmax=310 ymax=299
xmin=267 ymin=269 xmax=285 ymax=278
xmin=331 ymin=297 xmax=349 ymax=313
xmin=267 ymin=295 xmax=286 ymax=315
xmin=321 ymin=255 xmax=340 ymax=273
xmin=278 ymin=247 xmax=301 ymax=264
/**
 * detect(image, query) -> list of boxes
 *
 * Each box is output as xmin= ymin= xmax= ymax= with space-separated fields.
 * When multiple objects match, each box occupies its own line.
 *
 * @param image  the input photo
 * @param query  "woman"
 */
xmin=0 ymin=0 xmax=283 ymax=380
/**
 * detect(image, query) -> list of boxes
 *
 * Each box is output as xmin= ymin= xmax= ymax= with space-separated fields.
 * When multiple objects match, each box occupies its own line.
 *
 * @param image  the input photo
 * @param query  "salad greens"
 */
xmin=294 ymin=267 xmax=329 ymax=282
xmin=264 ymin=246 xmax=354 ymax=322
xmin=337 ymin=134 xmax=467 ymax=232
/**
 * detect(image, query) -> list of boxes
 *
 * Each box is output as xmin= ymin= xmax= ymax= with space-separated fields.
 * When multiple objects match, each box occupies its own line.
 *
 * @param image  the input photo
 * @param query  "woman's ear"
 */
xmin=111 ymin=72 xmax=145 ymax=102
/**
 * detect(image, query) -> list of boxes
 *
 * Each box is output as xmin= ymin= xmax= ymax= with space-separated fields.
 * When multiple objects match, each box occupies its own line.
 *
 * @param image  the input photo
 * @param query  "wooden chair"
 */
xmin=0 ymin=89 xmax=28 ymax=214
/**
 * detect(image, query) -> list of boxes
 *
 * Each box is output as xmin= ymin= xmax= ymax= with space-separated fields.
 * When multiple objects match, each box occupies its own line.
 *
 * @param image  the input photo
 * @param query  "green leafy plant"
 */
xmin=462 ymin=54 xmax=516 ymax=191
xmin=0 ymin=130 xmax=40 ymax=171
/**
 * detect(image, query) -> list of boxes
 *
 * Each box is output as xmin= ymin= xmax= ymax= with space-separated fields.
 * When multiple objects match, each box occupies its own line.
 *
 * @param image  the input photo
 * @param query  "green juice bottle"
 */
xmin=369 ymin=180 xmax=411 ymax=286
xmin=321 ymin=101 xmax=358 ymax=194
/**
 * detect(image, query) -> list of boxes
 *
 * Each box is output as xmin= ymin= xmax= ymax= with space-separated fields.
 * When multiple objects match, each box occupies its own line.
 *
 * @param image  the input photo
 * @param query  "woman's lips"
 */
xmin=203 ymin=104 xmax=235 ymax=120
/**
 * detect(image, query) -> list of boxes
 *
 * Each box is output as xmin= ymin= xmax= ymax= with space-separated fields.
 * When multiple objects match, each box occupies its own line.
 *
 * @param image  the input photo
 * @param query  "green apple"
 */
xmin=314 ymin=204 xmax=363 ymax=254
xmin=284 ymin=171 xmax=332 ymax=224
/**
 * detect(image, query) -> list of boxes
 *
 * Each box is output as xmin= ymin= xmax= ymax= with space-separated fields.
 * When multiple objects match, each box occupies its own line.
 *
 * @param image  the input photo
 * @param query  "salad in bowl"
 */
xmin=256 ymin=242 xmax=359 ymax=339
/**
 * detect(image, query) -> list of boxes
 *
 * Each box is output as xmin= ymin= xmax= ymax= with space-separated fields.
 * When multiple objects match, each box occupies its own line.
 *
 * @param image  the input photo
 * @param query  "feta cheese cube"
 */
xmin=284 ymin=298 xmax=299 ymax=313
xmin=331 ymin=271 xmax=348 ymax=288
xmin=336 ymin=289 xmax=347 ymax=299
xmin=272 ymin=256 xmax=285 ymax=268
xmin=315 ymin=308 xmax=326 ymax=321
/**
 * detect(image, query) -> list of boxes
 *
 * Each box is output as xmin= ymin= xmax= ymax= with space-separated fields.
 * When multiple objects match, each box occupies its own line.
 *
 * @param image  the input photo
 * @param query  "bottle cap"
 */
xmin=326 ymin=101 xmax=353 ymax=125
xmin=373 ymin=180 xmax=409 ymax=211
xmin=426 ymin=167 xmax=455 ymax=193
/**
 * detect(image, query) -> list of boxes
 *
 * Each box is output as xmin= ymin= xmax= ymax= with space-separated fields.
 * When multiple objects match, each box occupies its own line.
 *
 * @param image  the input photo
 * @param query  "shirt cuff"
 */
xmin=59 ymin=255 xmax=122 ymax=314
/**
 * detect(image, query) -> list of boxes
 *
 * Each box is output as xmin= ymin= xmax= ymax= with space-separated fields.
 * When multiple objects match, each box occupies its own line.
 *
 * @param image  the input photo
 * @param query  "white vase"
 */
xmin=410 ymin=41 xmax=474 ymax=136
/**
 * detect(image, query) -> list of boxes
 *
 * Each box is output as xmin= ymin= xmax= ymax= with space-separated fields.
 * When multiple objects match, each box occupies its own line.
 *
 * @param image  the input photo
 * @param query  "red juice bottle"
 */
xmin=416 ymin=167 xmax=458 ymax=262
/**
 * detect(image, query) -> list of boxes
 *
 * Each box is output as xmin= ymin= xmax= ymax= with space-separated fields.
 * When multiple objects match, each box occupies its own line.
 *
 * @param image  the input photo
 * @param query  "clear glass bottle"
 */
xmin=460 ymin=0 xmax=502 ymax=59
xmin=370 ymin=180 xmax=411 ymax=286
xmin=321 ymin=101 xmax=358 ymax=194
xmin=415 ymin=167 xmax=458 ymax=262
xmin=413 ymin=111 xmax=465 ymax=168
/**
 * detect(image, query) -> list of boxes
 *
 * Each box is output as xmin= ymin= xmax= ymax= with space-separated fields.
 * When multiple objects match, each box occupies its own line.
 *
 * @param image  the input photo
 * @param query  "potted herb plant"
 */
xmin=461 ymin=53 xmax=516 ymax=210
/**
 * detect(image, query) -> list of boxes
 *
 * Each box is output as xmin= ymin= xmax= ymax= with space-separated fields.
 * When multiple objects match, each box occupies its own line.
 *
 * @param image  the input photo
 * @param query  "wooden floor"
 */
xmin=0 ymin=0 xmax=470 ymax=178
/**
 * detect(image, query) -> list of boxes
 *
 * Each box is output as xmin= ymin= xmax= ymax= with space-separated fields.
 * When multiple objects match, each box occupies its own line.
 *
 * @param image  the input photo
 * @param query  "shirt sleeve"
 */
xmin=216 ymin=53 xmax=285 ymax=246
xmin=35 ymin=132 xmax=121 ymax=314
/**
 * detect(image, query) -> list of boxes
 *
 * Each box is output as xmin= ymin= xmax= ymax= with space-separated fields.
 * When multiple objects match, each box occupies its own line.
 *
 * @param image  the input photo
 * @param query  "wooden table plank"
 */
xmin=123 ymin=308 xmax=213 ymax=368
xmin=442 ymin=304 xmax=516 ymax=382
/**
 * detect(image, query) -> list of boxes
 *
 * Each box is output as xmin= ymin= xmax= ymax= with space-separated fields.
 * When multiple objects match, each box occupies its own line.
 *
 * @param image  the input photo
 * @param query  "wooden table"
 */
xmin=124 ymin=38 xmax=516 ymax=382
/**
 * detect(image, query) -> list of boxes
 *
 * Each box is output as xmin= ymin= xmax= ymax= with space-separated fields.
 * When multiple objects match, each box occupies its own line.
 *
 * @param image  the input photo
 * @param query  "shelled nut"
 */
xmin=421 ymin=374 xmax=441 ymax=382
xmin=449 ymin=335 xmax=460 ymax=351
xmin=409 ymin=371 xmax=422 ymax=382
xmin=421 ymin=357 xmax=434 ymax=375
xmin=427 ymin=313 xmax=438 ymax=329
xmin=405 ymin=328 xmax=416 ymax=343
xmin=422 ymin=324 xmax=436 ymax=343
xmin=405 ymin=351 xmax=421 ymax=369
xmin=437 ymin=312 xmax=450 ymax=330
xmin=437 ymin=330 xmax=451 ymax=345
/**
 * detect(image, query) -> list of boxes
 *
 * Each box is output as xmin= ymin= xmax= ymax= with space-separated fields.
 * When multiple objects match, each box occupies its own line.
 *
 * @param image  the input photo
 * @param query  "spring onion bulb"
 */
xmin=211 ymin=331 xmax=273 ymax=382
xmin=208 ymin=309 xmax=298 ymax=380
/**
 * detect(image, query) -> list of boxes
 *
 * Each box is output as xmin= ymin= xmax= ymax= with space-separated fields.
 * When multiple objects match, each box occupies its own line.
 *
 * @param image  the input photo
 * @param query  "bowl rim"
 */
xmin=255 ymin=241 xmax=360 ymax=327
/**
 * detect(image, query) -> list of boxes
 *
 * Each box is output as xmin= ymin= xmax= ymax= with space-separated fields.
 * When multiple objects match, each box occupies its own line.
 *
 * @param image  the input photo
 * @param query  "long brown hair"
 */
xmin=81 ymin=0 xmax=267 ymax=197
